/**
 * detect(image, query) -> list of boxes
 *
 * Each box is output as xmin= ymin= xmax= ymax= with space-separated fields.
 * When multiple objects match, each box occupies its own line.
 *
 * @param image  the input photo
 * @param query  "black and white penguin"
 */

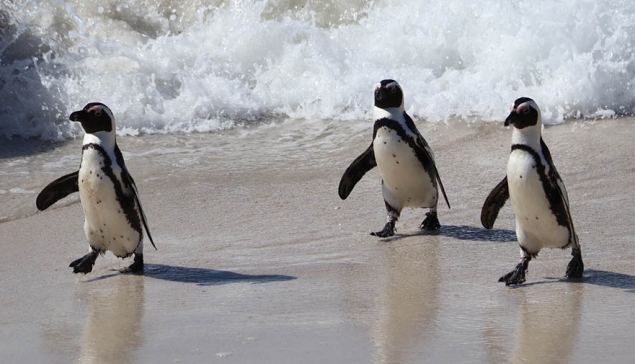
xmin=338 ymin=79 xmax=450 ymax=237
xmin=36 ymin=102 xmax=156 ymax=274
xmin=481 ymin=97 xmax=583 ymax=285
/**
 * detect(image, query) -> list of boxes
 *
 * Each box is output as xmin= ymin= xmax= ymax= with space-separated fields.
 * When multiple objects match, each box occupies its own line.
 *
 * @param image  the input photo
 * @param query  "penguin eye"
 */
xmin=94 ymin=109 xmax=102 ymax=117
xmin=517 ymin=105 xmax=530 ymax=114
xmin=388 ymin=85 xmax=397 ymax=93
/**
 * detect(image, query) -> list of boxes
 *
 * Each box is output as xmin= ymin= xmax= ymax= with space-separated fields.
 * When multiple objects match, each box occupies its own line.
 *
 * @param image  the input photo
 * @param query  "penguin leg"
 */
xmin=69 ymin=249 xmax=99 ymax=274
xmin=371 ymin=201 xmax=400 ymax=238
xmin=420 ymin=207 xmax=440 ymax=231
xmin=122 ymin=243 xmax=144 ymax=274
xmin=123 ymin=254 xmax=144 ymax=274
xmin=565 ymin=246 xmax=584 ymax=279
xmin=499 ymin=249 xmax=531 ymax=285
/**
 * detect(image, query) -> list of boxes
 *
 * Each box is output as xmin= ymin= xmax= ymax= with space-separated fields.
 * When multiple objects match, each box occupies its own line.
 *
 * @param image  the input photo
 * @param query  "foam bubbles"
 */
xmin=1 ymin=0 xmax=634 ymax=140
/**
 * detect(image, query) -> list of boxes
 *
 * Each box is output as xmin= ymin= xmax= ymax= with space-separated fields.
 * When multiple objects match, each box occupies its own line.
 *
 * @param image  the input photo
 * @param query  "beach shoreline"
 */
xmin=2 ymin=117 xmax=635 ymax=363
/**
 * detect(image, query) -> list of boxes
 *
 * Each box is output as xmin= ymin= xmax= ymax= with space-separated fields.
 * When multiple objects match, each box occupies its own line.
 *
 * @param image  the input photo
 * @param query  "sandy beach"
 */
xmin=2 ymin=117 xmax=635 ymax=363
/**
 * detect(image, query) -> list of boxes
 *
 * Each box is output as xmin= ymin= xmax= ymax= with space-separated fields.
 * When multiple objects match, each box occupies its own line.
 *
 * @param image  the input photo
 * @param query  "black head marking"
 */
xmin=504 ymin=97 xmax=539 ymax=129
xmin=374 ymin=79 xmax=404 ymax=109
xmin=70 ymin=102 xmax=113 ymax=133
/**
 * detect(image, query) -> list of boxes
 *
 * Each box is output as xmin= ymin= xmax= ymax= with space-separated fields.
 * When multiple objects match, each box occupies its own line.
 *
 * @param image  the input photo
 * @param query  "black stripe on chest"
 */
xmin=510 ymin=144 xmax=568 ymax=227
xmin=373 ymin=117 xmax=434 ymax=171
xmin=82 ymin=143 xmax=142 ymax=234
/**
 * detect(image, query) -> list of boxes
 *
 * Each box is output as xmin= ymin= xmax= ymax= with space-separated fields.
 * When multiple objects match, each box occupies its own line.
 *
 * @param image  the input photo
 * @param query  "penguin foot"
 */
xmin=371 ymin=221 xmax=396 ymax=238
xmin=420 ymin=212 xmax=440 ymax=231
xmin=499 ymin=257 xmax=530 ymax=286
xmin=69 ymin=251 xmax=98 ymax=274
xmin=565 ymin=251 xmax=584 ymax=279
xmin=121 ymin=254 xmax=144 ymax=274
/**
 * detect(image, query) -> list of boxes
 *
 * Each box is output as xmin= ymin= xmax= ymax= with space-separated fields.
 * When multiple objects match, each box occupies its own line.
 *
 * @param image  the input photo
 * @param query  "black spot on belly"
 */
xmin=392 ymin=154 xmax=396 ymax=158
xmin=396 ymin=161 xmax=399 ymax=164
xmin=120 ymin=235 xmax=124 ymax=238
xmin=103 ymin=223 xmax=106 ymax=226
xmin=99 ymin=228 xmax=103 ymax=233
xmin=535 ymin=216 xmax=539 ymax=220
xmin=90 ymin=170 xmax=92 ymax=174
xmin=519 ymin=175 xmax=523 ymax=178
xmin=384 ymin=141 xmax=387 ymax=144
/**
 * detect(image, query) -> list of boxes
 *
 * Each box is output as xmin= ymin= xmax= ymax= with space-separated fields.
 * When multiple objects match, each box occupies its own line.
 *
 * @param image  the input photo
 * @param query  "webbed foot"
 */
xmin=69 ymin=251 xmax=99 ymax=274
xmin=420 ymin=211 xmax=440 ymax=231
xmin=565 ymin=250 xmax=584 ymax=279
xmin=371 ymin=221 xmax=396 ymax=238
xmin=499 ymin=257 xmax=530 ymax=286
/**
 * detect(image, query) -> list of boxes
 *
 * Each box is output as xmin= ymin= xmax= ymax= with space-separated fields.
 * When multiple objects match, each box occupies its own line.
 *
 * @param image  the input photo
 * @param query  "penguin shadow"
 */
xmin=575 ymin=269 xmax=635 ymax=293
xmin=142 ymin=263 xmax=296 ymax=286
xmin=507 ymin=270 xmax=635 ymax=293
xmin=439 ymin=224 xmax=517 ymax=243
xmin=83 ymin=264 xmax=296 ymax=286
xmin=374 ymin=225 xmax=516 ymax=243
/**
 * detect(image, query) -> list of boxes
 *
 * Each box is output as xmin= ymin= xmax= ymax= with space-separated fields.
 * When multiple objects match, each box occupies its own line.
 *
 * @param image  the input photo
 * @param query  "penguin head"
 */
xmin=70 ymin=102 xmax=115 ymax=135
xmin=374 ymin=79 xmax=404 ymax=110
xmin=504 ymin=97 xmax=541 ymax=129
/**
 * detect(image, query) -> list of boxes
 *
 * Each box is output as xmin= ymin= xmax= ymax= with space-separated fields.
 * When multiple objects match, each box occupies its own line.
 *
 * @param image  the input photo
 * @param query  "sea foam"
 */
xmin=1 ymin=0 xmax=634 ymax=140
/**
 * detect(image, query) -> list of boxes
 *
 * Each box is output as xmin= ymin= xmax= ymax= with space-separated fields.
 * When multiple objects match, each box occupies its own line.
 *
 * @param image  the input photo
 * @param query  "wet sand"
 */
xmin=2 ymin=118 xmax=635 ymax=363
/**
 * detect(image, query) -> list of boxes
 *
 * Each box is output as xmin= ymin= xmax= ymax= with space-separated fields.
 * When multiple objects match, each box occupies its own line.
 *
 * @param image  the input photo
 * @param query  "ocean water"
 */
xmin=1 ymin=0 xmax=634 ymax=140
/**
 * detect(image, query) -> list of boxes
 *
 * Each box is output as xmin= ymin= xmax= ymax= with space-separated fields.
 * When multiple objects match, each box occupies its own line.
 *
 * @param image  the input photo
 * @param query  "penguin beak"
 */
xmin=375 ymin=87 xmax=385 ymax=101
xmin=69 ymin=110 xmax=88 ymax=122
xmin=504 ymin=110 xmax=517 ymax=127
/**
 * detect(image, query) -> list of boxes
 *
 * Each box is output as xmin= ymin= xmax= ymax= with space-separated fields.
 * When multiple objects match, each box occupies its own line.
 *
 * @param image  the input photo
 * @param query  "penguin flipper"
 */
xmin=403 ymin=112 xmax=450 ymax=209
xmin=36 ymin=171 xmax=79 ymax=211
xmin=338 ymin=143 xmax=376 ymax=200
xmin=115 ymin=144 xmax=157 ymax=251
xmin=481 ymin=176 xmax=509 ymax=229
xmin=541 ymin=138 xmax=579 ymax=249
xmin=122 ymin=171 xmax=157 ymax=251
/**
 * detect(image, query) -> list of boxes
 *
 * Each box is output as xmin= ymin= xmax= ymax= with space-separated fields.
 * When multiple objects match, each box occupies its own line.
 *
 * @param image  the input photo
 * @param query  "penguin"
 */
xmin=338 ymin=79 xmax=450 ymax=237
xmin=36 ymin=102 xmax=156 ymax=274
xmin=481 ymin=97 xmax=583 ymax=285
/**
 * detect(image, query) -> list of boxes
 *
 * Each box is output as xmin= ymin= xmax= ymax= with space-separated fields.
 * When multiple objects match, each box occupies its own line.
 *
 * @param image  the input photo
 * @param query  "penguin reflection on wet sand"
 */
xmin=481 ymin=97 xmax=583 ymax=285
xmin=36 ymin=103 xmax=156 ymax=274
xmin=339 ymin=80 xmax=450 ymax=237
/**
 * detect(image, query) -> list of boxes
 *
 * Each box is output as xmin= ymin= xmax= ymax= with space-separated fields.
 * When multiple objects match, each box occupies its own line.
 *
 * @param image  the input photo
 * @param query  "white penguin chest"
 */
xmin=373 ymin=126 xmax=436 ymax=207
xmin=78 ymin=148 xmax=140 ymax=257
xmin=507 ymin=150 xmax=569 ymax=249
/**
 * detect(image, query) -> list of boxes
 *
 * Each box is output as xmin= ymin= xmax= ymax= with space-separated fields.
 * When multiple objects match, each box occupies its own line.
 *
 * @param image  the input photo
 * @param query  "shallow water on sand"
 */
xmin=2 ymin=118 xmax=635 ymax=363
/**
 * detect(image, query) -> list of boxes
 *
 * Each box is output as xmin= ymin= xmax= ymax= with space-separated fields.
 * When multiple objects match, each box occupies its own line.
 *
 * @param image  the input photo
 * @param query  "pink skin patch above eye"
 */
xmin=87 ymin=106 xmax=102 ymax=117
xmin=516 ymin=104 xmax=530 ymax=114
